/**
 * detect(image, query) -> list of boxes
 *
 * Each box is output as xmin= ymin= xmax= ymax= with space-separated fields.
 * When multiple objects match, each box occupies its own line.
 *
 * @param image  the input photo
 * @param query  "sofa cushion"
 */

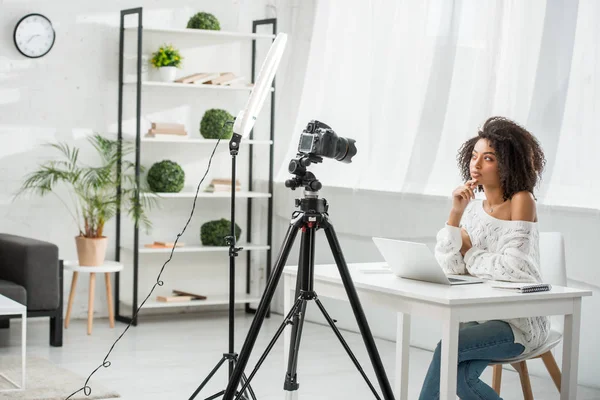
xmin=0 ymin=279 xmax=27 ymax=306
xmin=0 ymin=233 xmax=58 ymax=310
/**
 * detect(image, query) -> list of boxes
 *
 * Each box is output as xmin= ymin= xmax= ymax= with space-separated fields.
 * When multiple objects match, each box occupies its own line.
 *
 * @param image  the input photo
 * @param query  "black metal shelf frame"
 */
xmin=114 ymin=7 xmax=276 ymax=325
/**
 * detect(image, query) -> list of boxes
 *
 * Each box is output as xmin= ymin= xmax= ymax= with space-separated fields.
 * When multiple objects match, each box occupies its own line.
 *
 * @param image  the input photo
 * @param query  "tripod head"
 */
xmin=284 ymin=155 xmax=323 ymax=192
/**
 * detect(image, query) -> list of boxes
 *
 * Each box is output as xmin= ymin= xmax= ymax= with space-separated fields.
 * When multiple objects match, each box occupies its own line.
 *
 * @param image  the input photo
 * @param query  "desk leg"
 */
xmin=395 ymin=312 xmax=411 ymax=400
xmin=283 ymin=276 xmax=294 ymax=368
xmin=561 ymin=298 xmax=581 ymax=400
xmin=440 ymin=316 xmax=459 ymax=400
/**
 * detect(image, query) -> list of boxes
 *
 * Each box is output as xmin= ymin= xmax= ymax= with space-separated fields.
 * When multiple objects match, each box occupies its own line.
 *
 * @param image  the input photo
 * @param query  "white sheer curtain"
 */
xmin=275 ymin=0 xmax=600 ymax=210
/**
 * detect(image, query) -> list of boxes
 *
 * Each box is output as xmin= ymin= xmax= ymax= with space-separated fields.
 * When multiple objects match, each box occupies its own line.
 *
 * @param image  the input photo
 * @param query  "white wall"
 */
xmin=0 ymin=0 xmax=313 ymax=321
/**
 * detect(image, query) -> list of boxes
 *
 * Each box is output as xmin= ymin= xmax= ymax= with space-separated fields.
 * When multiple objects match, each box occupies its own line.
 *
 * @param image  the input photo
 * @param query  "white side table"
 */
xmin=0 ymin=294 xmax=26 ymax=391
xmin=63 ymin=260 xmax=123 ymax=335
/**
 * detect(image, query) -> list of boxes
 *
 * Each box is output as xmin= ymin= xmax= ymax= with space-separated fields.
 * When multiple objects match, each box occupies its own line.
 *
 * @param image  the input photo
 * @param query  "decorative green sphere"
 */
xmin=200 ymin=109 xmax=234 ymax=139
xmin=187 ymin=12 xmax=221 ymax=31
xmin=201 ymin=219 xmax=242 ymax=246
xmin=147 ymin=160 xmax=185 ymax=193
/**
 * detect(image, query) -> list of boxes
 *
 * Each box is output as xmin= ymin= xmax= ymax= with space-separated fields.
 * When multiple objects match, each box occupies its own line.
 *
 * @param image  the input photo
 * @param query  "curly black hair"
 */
xmin=456 ymin=116 xmax=546 ymax=201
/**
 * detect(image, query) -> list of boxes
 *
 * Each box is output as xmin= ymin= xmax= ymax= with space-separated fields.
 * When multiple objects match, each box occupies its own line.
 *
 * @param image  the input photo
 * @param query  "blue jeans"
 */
xmin=419 ymin=320 xmax=525 ymax=400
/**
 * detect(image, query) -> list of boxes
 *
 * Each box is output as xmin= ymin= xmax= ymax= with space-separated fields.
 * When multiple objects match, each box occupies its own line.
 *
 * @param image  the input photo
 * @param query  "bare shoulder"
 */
xmin=510 ymin=191 xmax=537 ymax=222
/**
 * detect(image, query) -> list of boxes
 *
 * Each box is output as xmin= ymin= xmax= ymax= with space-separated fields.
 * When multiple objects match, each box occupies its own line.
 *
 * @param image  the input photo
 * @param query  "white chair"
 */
xmin=489 ymin=232 xmax=566 ymax=399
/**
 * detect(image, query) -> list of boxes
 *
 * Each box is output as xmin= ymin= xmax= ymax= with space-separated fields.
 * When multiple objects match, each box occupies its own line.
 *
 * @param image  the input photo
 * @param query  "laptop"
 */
xmin=372 ymin=237 xmax=483 ymax=285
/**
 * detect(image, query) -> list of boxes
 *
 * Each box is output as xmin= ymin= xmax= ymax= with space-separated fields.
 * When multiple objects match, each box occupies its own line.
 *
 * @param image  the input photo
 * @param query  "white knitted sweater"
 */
xmin=435 ymin=199 xmax=550 ymax=354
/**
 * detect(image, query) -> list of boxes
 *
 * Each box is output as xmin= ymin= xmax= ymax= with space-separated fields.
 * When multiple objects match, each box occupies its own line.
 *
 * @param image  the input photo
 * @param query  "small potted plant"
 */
xmin=187 ymin=12 xmax=221 ymax=30
xmin=17 ymin=134 xmax=156 ymax=266
xmin=147 ymin=160 xmax=185 ymax=193
xmin=201 ymin=219 xmax=241 ymax=246
xmin=150 ymin=44 xmax=183 ymax=82
xmin=200 ymin=109 xmax=234 ymax=139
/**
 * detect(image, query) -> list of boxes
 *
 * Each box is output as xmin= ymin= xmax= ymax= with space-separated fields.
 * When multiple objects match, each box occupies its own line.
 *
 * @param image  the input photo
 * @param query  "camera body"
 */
xmin=297 ymin=120 xmax=356 ymax=163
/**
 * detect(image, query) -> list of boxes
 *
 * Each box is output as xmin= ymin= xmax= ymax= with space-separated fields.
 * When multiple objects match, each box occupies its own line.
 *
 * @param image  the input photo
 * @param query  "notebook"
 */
xmin=489 ymin=281 xmax=552 ymax=293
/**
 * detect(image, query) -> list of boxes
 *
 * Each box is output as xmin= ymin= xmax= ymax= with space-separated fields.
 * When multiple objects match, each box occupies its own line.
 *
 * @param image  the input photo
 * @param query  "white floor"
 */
xmin=1 ymin=312 xmax=600 ymax=399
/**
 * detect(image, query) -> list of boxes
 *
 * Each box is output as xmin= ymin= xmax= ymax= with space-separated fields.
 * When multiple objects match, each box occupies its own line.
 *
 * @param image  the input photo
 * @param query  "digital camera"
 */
xmin=297 ymin=120 xmax=357 ymax=163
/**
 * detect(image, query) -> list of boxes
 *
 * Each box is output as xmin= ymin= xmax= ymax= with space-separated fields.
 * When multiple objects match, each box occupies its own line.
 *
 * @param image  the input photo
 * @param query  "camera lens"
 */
xmin=334 ymin=137 xmax=357 ymax=163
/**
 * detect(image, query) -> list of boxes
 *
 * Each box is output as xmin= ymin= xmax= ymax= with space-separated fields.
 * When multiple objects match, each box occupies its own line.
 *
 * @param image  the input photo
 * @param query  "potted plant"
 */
xmin=201 ymin=219 xmax=241 ymax=246
xmin=200 ymin=109 xmax=234 ymax=139
xmin=150 ymin=44 xmax=183 ymax=82
xmin=187 ymin=12 xmax=221 ymax=30
xmin=17 ymin=134 xmax=156 ymax=266
xmin=147 ymin=160 xmax=185 ymax=193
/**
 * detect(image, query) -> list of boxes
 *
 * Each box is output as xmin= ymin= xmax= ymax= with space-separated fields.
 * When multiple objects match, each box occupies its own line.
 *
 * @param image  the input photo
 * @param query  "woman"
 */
xmin=419 ymin=116 xmax=550 ymax=400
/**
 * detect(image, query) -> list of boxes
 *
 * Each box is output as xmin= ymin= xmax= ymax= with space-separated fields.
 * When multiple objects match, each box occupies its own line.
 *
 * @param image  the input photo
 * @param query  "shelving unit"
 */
xmin=114 ymin=7 xmax=276 ymax=325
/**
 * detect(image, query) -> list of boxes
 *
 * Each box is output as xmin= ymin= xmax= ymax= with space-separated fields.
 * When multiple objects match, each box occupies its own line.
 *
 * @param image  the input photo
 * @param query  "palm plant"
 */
xmin=17 ymin=133 xmax=155 ymax=238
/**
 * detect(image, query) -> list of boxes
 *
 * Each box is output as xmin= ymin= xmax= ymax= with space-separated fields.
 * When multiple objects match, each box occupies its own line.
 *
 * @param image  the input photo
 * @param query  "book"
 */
xmin=204 ymin=178 xmax=242 ymax=193
xmin=172 ymin=290 xmax=206 ymax=299
xmin=151 ymin=122 xmax=185 ymax=130
xmin=208 ymin=72 xmax=236 ymax=85
xmin=174 ymin=72 xmax=219 ymax=84
xmin=144 ymin=133 xmax=189 ymax=141
xmin=144 ymin=241 xmax=185 ymax=249
xmin=148 ymin=128 xmax=187 ymax=136
xmin=156 ymin=295 xmax=195 ymax=302
xmin=221 ymin=76 xmax=245 ymax=86
xmin=204 ymin=184 xmax=241 ymax=193
xmin=210 ymin=178 xmax=241 ymax=185
xmin=489 ymin=281 xmax=552 ymax=293
xmin=156 ymin=289 xmax=206 ymax=302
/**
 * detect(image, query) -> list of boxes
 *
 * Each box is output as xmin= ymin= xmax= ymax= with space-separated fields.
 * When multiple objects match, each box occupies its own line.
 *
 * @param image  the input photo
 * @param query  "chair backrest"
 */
xmin=539 ymin=232 xmax=567 ymax=286
xmin=539 ymin=232 xmax=567 ymax=334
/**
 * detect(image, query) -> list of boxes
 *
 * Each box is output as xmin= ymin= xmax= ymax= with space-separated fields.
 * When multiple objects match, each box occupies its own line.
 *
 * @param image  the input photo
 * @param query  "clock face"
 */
xmin=14 ymin=14 xmax=56 ymax=58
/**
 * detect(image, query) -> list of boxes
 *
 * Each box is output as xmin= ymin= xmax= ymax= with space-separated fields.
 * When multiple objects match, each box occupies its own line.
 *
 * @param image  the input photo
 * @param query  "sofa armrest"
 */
xmin=0 ymin=233 xmax=59 ymax=310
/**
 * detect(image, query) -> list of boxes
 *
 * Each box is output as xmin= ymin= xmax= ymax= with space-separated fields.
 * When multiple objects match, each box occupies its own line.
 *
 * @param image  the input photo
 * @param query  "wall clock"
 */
xmin=13 ymin=13 xmax=56 ymax=58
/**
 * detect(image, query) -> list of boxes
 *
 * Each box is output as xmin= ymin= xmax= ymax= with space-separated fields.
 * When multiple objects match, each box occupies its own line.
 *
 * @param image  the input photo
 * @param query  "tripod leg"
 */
xmin=188 ymin=356 xmax=228 ymax=400
xmin=222 ymin=217 xmax=304 ymax=400
xmin=241 ymin=373 xmax=257 ymax=400
xmin=284 ymin=300 xmax=307 ymax=391
xmin=284 ymin=226 xmax=314 ymax=393
xmin=234 ymin=297 xmax=304 ymax=399
xmin=314 ymin=297 xmax=381 ymax=399
xmin=323 ymin=221 xmax=396 ymax=400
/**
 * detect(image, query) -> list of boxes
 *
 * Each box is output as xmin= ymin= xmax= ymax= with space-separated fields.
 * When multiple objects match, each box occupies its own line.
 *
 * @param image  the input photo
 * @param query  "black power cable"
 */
xmin=65 ymin=131 xmax=225 ymax=400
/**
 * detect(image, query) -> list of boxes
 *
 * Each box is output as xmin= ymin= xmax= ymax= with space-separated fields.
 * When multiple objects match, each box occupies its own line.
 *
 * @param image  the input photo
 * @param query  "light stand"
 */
xmin=187 ymin=133 xmax=256 ymax=400
xmin=188 ymin=31 xmax=288 ymax=400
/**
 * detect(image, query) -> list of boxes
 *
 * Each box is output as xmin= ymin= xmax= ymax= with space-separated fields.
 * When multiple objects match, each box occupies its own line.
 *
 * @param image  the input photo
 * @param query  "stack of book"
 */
xmin=145 ymin=122 xmax=188 ymax=140
xmin=174 ymin=72 xmax=245 ymax=86
xmin=144 ymin=241 xmax=185 ymax=249
xmin=157 ymin=290 xmax=206 ymax=302
xmin=204 ymin=178 xmax=241 ymax=193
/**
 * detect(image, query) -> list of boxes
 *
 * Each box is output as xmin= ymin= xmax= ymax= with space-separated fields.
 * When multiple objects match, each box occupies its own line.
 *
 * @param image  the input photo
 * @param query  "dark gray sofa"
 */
xmin=0 ymin=233 xmax=63 ymax=347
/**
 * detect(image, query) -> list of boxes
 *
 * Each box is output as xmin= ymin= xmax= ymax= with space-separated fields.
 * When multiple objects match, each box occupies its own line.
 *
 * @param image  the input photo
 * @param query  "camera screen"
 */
xmin=298 ymin=133 xmax=315 ymax=153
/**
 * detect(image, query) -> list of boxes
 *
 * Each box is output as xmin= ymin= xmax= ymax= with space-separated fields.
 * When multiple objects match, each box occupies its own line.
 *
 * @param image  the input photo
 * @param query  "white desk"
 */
xmin=0 ymin=294 xmax=26 ymax=391
xmin=283 ymin=262 xmax=591 ymax=400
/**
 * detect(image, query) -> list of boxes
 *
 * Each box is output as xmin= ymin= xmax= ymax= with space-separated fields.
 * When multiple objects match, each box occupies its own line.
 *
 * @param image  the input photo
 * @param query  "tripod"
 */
xmin=187 ymin=133 xmax=256 ymax=400
xmin=221 ymin=156 xmax=396 ymax=400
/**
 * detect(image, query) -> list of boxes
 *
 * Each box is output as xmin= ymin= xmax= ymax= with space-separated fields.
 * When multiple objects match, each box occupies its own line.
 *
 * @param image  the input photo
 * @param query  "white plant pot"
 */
xmin=158 ymin=66 xmax=177 ymax=82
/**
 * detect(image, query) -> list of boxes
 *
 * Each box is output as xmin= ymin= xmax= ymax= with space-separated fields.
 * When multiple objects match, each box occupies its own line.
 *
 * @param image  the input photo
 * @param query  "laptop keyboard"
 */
xmin=448 ymin=277 xmax=463 ymax=283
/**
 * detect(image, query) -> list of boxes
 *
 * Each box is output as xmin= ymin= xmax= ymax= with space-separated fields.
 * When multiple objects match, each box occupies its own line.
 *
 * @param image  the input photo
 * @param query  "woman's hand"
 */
xmin=460 ymin=227 xmax=472 ymax=256
xmin=452 ymin=179 xmax=478 ymax=213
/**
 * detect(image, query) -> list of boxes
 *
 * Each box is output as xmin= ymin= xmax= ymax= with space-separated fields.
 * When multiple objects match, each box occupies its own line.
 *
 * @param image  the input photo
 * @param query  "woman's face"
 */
xmin=469 ymin=138 xmax=500 ymax=186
